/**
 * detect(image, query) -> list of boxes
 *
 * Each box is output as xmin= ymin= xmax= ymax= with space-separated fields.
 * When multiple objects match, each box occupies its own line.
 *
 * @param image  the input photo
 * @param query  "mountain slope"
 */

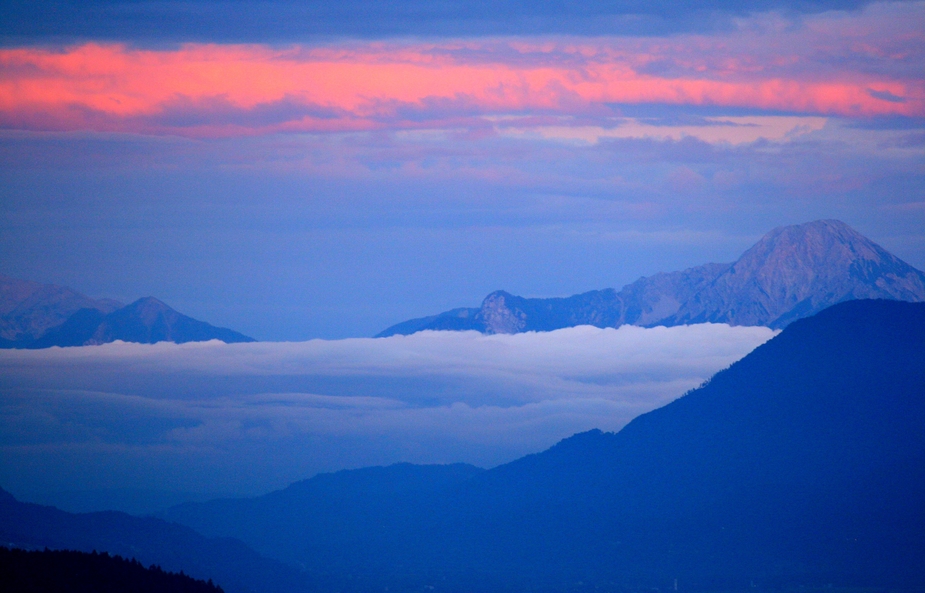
xmin=14 ymin=297 xmax=254 ymax=348
xmin=170 ymin=300 xmax=925 ymax=591
xmin=85 ymin=297 xmax=254 ymax=345
xmin=615 ymin=262 xmax=732 ymax=326
xmin=665 ymin=219 xmax=925 ymax=328
xmin=378 ymin=220 xmax=925 ymax=335
xmin=162 ymin=463 xmax=485 ymax=569
xmin=376 ymin=307 xmax=482 ymax=337
xmin=440 ymin=299 xmax=925 ymax=585
xmin=0 ymin=275 xmax=121 ymax=342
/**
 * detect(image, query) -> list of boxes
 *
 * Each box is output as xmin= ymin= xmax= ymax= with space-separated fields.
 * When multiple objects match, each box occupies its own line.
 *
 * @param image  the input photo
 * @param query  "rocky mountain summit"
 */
xmin=0 ymin=274 xmax=122 ymax=343
xmin=664 ymin=219 xmax=925 ymax=327
xmin=378 ymin=220 xmax=925 ymax=336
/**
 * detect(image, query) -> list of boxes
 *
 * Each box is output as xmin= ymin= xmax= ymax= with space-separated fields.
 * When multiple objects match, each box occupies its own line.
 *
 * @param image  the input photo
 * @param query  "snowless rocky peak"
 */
xmin=665 ymin=220 xmax=925 ymax=328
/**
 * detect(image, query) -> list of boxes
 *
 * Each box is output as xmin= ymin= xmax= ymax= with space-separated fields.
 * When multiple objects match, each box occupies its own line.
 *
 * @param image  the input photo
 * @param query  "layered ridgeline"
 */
xmin=0 ymin=276 xmax=253 ymax=348
xmin=378 ymin=220 xmax=925 ymax=336
xmin=0 ymin=488 xmax=314 ymax=593
xmin=164 ymin=299 xmax=925 ymax=591
xmin=0 ymin=548 xmax=222 ymax=593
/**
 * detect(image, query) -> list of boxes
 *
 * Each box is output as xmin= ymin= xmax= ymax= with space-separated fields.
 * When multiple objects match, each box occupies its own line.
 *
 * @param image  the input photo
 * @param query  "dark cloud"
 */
xmin=868 ymin=88 xmax=907 ymax=103
xmin=0 ymin=0 xmax=886 ymax=43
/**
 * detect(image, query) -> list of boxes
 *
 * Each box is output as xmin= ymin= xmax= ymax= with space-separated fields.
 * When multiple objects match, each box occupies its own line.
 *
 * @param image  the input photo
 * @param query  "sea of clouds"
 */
xmin=0 ymin=324 xmax=776 ymax=504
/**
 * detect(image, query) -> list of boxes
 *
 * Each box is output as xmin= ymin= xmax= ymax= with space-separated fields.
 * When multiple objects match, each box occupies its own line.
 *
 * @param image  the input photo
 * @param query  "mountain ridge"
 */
xmin=83 ymin=297 xmax=255 ymax=346
xmin=0 ymin=487 xmax=314 ymax=593
xmin=378 ymin=220 xmax=925 ymax=336
xmin=166 ymin=299 xmax=925 ymax=591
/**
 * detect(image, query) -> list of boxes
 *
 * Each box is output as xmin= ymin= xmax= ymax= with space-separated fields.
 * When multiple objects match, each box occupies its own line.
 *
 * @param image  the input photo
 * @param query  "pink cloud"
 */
xmin=0 ymin=5 xmax=921 ymax=137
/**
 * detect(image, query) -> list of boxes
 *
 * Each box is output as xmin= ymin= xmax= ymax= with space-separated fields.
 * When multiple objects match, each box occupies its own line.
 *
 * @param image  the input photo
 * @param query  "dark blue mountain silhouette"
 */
xmin=167 ymin=299 xmax=925 ymax=591
xmin=0 ymin=488 xmax=313 ymax=593
xmin=26 ymin=307 xmax=108 ymax=348
xmin=0 ymin=547 xmax=222 ymax=593
xmin=164 ymin=463 xmax=485 ymax=568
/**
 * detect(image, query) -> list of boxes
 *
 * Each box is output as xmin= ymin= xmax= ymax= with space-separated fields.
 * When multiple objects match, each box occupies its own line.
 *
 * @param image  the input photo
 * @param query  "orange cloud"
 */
xmin=0 ymin=35 xmax=921 ymax=138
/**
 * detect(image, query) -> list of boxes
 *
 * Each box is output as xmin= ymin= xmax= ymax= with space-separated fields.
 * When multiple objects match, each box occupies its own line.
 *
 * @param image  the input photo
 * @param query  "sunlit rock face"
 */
xmin=665 ymin=219 xmax=925 ymax=328
xmin=380 ymin=220 xmax=925 ymax=336
xmin=477 ymin=291 xmax=528 ymax=334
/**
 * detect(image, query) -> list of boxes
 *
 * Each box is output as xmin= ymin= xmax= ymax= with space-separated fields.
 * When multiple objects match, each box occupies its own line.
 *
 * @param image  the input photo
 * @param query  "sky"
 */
xmin=0 ymin=0 xmax=923 ymax=340
xmin=0 ymin=324 xmax=775 ymax=507
xmin=0 ymin=1 xmax=923 ymax=507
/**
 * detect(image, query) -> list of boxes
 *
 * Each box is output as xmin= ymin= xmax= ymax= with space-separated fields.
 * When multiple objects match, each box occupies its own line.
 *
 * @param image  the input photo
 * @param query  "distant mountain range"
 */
xmin=163 ymin=299 xmax=925 ymax=591
xmin=0 ymin=275 xmax=253 ymax=348
xmin=378 ymin=220 xmax=925 ymax=336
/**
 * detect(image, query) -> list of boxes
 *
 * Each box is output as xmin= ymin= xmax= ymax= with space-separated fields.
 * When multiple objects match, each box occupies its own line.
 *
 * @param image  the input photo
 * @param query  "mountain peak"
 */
xmin=668 ymin=220 xmax=925 ymax=328
xmin=120 ymin=297 xmax=177 ymax=325
xmin=129 ymin=296 xmax=170 ymax=308
xmin=745 ymin=219 xmax=893 ymax=269
xmin=87 ymin=297 xmax=254 ymax=345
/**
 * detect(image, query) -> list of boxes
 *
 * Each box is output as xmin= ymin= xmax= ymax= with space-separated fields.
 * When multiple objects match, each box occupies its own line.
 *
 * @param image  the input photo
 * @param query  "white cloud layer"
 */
xmin=0 ymin=324 xmax=776 ymax=499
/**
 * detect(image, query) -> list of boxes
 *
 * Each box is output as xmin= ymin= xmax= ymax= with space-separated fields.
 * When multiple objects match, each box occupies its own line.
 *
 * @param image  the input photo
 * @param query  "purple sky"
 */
xmin=0 ymin=1 xmax=923 ymax=342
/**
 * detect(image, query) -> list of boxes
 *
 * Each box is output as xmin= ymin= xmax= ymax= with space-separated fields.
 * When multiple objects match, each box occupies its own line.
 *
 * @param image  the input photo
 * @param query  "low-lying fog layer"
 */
xmin=0 ymin=324 xmax=776 ymax=503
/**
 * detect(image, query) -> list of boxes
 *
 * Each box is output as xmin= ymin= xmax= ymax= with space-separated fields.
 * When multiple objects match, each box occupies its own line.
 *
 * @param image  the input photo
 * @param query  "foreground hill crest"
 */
xmin=378 ymin=220 xmax=925 ymax=335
